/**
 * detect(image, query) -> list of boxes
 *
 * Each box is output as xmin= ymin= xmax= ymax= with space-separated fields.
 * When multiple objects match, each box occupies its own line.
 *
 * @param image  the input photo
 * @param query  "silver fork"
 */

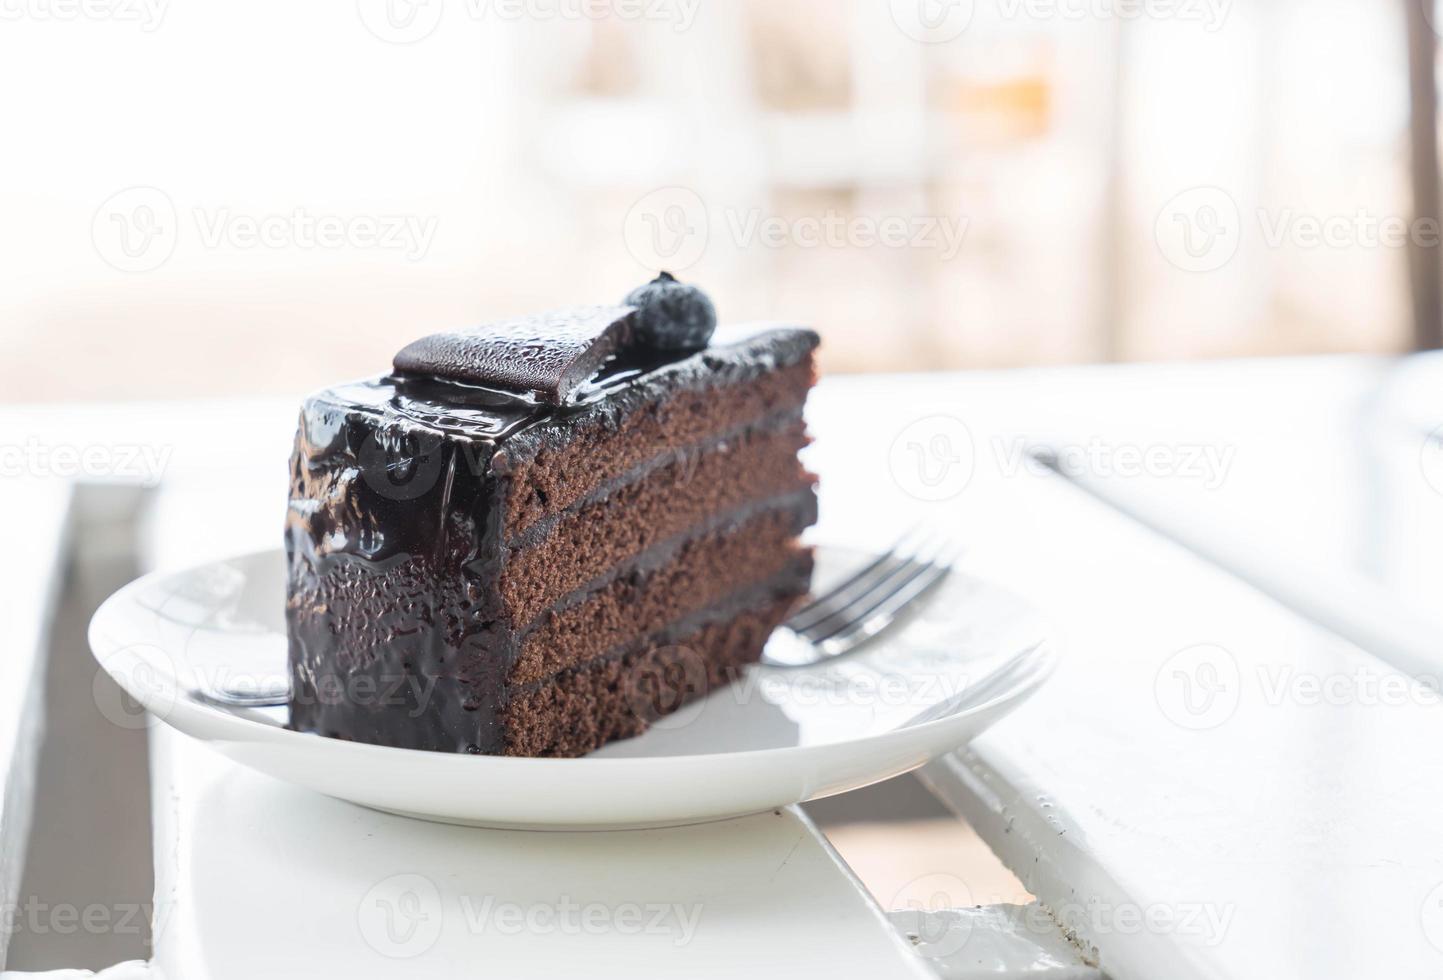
xmin=891 ymin=640 xmax=1051 ymax=730
xmin=191 ymin=679 xmax=290 ymax=709
xmin=761 ymin=528 xmax=962 ymax=668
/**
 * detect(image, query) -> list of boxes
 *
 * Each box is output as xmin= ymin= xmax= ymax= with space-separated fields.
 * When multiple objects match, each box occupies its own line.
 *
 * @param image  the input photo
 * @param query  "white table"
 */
xmin=806 ymin=359 xmax=1443 ymax=977
xmin=8 ymin=355 xmax=1443 ymax=978
xmin=147 ymin=731 xmax=929 ymax=979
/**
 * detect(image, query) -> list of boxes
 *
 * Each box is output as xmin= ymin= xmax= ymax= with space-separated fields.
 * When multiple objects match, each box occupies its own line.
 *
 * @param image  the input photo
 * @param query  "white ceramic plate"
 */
xmin=89 ymin=546 xmax=1055 ymax=830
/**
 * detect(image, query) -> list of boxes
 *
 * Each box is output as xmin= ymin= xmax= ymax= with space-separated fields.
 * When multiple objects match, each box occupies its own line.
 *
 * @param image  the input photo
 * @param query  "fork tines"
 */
xmin=784 ymin=526 xmax=962 ymax=658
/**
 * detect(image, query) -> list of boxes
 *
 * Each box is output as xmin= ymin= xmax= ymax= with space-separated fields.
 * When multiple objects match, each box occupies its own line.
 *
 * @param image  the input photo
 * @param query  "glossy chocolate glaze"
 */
xmin=285 ymin=323 xmax=819 ymax=754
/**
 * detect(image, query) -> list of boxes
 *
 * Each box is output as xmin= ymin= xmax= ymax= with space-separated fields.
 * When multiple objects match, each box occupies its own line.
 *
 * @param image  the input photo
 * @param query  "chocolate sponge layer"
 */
xmin=501 ymin=419 xmax=812 ymax=628
xmin=502 ymin=588 xmax=803 ymax=757
xmin=512 ymin=504 xmax=814 ymax=685
xmin=502 ymin=359 xmax=813 ymax=537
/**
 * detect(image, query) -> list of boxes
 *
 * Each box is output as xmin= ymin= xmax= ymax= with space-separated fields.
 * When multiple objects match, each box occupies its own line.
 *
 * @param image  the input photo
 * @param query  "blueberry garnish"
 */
xmin=623 ymin=272 xmax=716 ymax=351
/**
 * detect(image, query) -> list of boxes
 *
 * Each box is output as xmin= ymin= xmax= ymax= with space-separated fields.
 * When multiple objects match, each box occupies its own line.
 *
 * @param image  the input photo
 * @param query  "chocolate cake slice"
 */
xmin=284 ymin=275 xmax=818 ymax=756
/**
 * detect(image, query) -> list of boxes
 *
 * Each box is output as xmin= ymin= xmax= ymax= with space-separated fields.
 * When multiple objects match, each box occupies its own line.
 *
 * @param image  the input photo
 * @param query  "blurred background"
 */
xmin=0 ymin=0 xmax=1427 ymax=402
xmin=9 ymin=7 xmax=1443 ymax=971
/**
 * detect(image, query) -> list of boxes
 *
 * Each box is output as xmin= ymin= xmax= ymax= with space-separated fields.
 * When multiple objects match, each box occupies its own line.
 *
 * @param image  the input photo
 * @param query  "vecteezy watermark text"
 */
xmin=892 ymin=871 xmax=1233 ymax=962
xmin=1155 ymin=643 xmax=1443 ymax=731
xmin=356 ymin=874 xmax=703 ymax=959
xmin=1 ymin=439 xmax=171 ymax=485
xmin=725 ymin=209 xmax=968 ymax=260
xmin=1044 ymin=896 xmax=1234 ymax=947
xmin=887 ymin=0 xmax=1230 ymax=44
xmin=992 ymin=0 xmax=1230 ymax=30
xmin=93 ymin=186 xmax=438 ymax=272
xmin=1 ymin=897 xmax=169 ymax=941
xmin=1156 ymin=186 xmax=1443 ymax=273
xmin=472 ymin=0 xmax=700 ymax=29
xmin=355 ymin=0 xmax=700 ymax=44
xmin=192 ymin=208 xmax=436 ymax=259
xmin=622 ymin=186 xmax=969 ymax=271
xmin=997 ymin=437 xmax=1237 ymax=490
xmin=460 ymin=895 xmax=702 ymax=944
xmin=0 ymin=0 xmax=167 ymax=29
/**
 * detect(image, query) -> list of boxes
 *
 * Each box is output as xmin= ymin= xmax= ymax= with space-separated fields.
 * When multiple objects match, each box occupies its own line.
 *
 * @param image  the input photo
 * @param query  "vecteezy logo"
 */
xmin=888 ymin=415 xmax=974 ymax=502
xmin=889 ymin=873 xmax=974 ymax=958
xmin=357 ymin=428 xmax=447 ymax=501
xmin=357 ymin=873 xmax=443 ymax=958
xmin=1421 ymin=881 xmax=1443 ymax=953
xmin=622 ymin=186 xmax=708 ymax=272
xmin=92 ymin=187 xmax=177 ymax=273
xmin=623 ymin=644 xmax=710 ymax=732
xmin=93 ymin=643 xmax=179 ymax=731
xmin=1154 ymin=643 xmax=1241 ymax=730
xmin=1419 ymin=425 xmax=1443 ymax=497
xmin=1154 ymin=186 xmax=1241 ymax=273
xmin=356 ymin=0 xmax=443 ymax=43
xmin=888 ymin=0 xmax=973 ymax=42
xmin=1422 ymin=0 xmax=1443 ymax=41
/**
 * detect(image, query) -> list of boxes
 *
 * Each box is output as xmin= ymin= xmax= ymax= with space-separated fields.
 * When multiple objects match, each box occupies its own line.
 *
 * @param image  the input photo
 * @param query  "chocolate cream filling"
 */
xmin=500 ymin=419 xmax=813 ymax=628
